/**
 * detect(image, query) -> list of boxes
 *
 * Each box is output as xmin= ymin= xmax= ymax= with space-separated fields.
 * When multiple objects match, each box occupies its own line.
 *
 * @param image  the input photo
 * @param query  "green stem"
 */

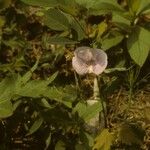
xmin=96 ymin=76 xmax=107 ymax=128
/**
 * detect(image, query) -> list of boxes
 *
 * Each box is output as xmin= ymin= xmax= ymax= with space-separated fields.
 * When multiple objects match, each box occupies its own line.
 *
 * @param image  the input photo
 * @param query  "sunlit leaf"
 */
xmin=69 ymin=17 xmax=86 ymax=40
xmin=74 ymin=101 xmax=102 ymax=122
xmin=0 ymin=100 xmax=13 ymax=118
xmin=44 ymin=36 xmax=78 ymax=45
xmin=104 ymin=67 xmax=127 ymax=73
xmin=97 ymin=21 xmax=108 ymax=38
xmin=19 ymin=59 xmax=39 ymax=85
xmin=112 ymin=13 xmax=131 ymax=30
xmin=20 ymin=0 xmax=58 ymax=7
xmin=88 ymin=0 xmax=124 ymax=15
xmin=55 ymin=140 xmax=65 ymax=150
xmin=93 ymin=129 xmax=114 ymax=150
xmin=17 ymin=72 xmax=58 ymax=98
xmin=102 ymin=35 xmax=124 ymax=50
xmin=27 ymin=117 xmax=44 ymax=135
xmin=44 ymin=9 xmax=70 ymax=31
xmin=127 ymin=26 xmax=150 ymax=66
xmin=43 ymin=86 xmax=74 ymax=108
xmin=127 ymin=0 xmax=141 ymax=15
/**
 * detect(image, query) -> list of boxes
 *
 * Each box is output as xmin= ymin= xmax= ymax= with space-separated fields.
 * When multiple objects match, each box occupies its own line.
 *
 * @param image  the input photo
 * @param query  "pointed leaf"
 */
xmin=0 ymin=100 xmax=13 ymax=118
xmin=27 ymin=117 xmax=44 ymax=135
xmin=44 ymin=9 xmax=70 ymax=31
xmin=45 ymin=36 xmax=78 ymax=45
xmin=93 ymin=129 xmax=114 ymax=150
xmin=127 ymin=27 xmax=150 ymax=66
xmin=20 ymin=0 xmax=58 ymax=7
xmin=102 ymin=35 xmax=124 ymax=50
xmin=74 ymin=101 xmax=102 ymax=121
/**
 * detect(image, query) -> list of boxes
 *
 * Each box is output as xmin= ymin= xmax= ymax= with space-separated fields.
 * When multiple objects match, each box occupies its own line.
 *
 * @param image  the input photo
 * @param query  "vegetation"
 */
xmin=0 ymin=0 xmax=150 ymax=149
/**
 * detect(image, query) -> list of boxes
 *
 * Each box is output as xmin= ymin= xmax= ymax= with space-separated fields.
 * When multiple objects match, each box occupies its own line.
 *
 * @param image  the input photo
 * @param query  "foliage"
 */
xmin=0 ymin=0 xmax=150 ymax=149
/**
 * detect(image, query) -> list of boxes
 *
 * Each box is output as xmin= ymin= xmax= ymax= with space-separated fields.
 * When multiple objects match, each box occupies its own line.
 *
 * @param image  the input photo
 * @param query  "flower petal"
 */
xmin=75 ymin=46 xmax=94 ymax=62
xmin=92 ymin=49 xmax=108 ymax=75
xmin=72 ymin=56 xmax=89 ymax=75
xmin=72 ymin=47 xmax=108 ymax=75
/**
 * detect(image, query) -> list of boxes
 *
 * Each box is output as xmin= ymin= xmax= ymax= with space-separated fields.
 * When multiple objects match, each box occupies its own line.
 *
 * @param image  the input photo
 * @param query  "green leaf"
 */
xmin=112 ymin=13 xmax=131 ymax=30
xmin=0 ymin=75 xmax=19 ymax=102
xmin=20 ymin=59 xmax=39 ymax=85
xmin=127 ymin=0 xmax=141 ymax=15
xmin=127 ymin=26 xmax=150 ymax=66
xmin=93 ymin=129 xmax=114 ymax=150
xmin=104 ymin=67 xmax=127 ymax=73
xmin=44 ymin=9 xmax=70 ymax=31
xmin=47 ymin=71 xmax=58 ymax=83
xmin=127 ymin=0 xmax=150 ymax=15
xmin=0 ymin=100 xmax=13 ymax=118
xmin=45 ymin=133 xmax=51 ymax=150
xmin=88 ymin=0 xmax=124 ymax=15
xmin=75 ymin=0 xmax=95 ymax=9
xmin=43 ymin=86 xmax=74 ymax=108
xmin=43 ymin=36 xmax=78 ymax=45
xmin=55 ymin=141 xmax=65 ymax=150
xmin=69 ymin=17 xmax=86 ymax=40
xmin=101 ymin=35 xmax=124 ymax=50
xmin=74 ymin=101 xmax=102 ymax=122
xmin=17 ymin=72 xmax=58 ymax=98
xmin=57 ymin=0 xmax=79 ymax=16
xmin=20 ymin=0 xmax=58 ymax=7
xmin=2 ymin=37 xmax=26 ymax=49
xmin=27 ymin=117 xmax=43 ymax=135
xmin=138 ymin=1 xmax=150 ymax=14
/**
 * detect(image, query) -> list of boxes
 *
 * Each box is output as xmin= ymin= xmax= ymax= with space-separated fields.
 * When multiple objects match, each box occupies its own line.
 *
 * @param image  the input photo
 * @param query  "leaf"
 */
xmin=75 ymin=0 xmax=96 ymax=9
xmin=43 ymin=86 xmax=74 ymax=108
xmin=93 ymin=129 xmax=114 ymax=150
xmin=138 ymin=0 xmax=150 ymax=14
xmin=104 ymin=67 xmax=127 ymax=73
xmin=46 ymin=71 xmax=58 ymax=83
xmin=101 ymin=35 xmax=124 ymax=50
xmin=44 ymin=9 xmax=70 ymax=31
xmin=74 ymin=101 xmax=102 ymax=122
xmin=144 ymin=107 xmax=150 ymax=122
xmin=118 ymin=123 xmax=145 ymax=145
xmin=69 ymin=17 xmax=86 ymax=40
xmin=18 ymin=72 xmax=58 ymax=98
xmin=27 ymin=117 xmax=43 ymax=135
xmin=2 ymin=38 xmax=26 ymax=49
xmin=55 ymin=141 xmax=65 ymax=150
xmin=43 ymin=36 xmax=78 ymax=45
xmin=20 ymin=59 xmax=39 ymax=85
xmin=45 ymin=133 xmax=51 ymax=150
xmin=0 ymin=16 xmax=5 ymax=28
xmin=39 ymin=98 xmax=53 ymax=109
xmin=127 ymin=26 xmax=150 ymax=66
xmin=57 ymin=0 xmax=79 ymax=16
xmin=127 ymin=0 xmax=141 ymax=15
xmin=20 ymin=0 xmax=58 ymax=7
xmin=112 ymin=13 xmax=131 ymax=30
xmin=0 ymin=100 xmax=13 ymax=118
xmin=88 ymin=0 xmax=124 ymax=15
xmin=97 ymin=21 xmax=108 ymax=38
xmin=0 ymin=75 xmax=19 ymax=102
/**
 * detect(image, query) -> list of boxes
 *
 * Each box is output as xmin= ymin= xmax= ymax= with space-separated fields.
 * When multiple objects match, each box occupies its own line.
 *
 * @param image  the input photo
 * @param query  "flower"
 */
xmin=72 ymin=46 xmax=108 ymax=75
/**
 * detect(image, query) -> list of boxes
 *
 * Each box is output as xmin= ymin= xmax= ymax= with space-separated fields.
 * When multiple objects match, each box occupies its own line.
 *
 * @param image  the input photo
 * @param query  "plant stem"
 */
xmin=96 ymin=76 xmax=107 ymax=128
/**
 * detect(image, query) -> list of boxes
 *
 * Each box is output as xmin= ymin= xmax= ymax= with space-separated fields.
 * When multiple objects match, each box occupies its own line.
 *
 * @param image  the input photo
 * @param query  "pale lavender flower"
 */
xmin=72 ymin=46 xmax=108 ymax=75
